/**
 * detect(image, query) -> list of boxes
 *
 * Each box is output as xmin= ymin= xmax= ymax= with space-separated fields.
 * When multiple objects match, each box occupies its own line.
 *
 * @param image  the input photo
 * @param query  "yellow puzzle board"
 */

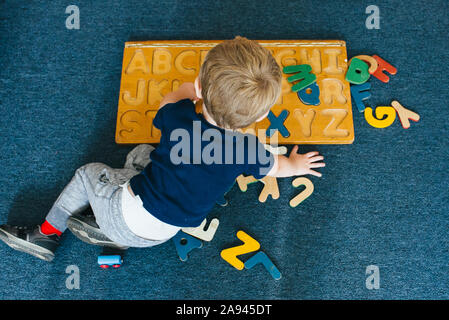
xmin=116 ymin=40 xmax=354 ymax=144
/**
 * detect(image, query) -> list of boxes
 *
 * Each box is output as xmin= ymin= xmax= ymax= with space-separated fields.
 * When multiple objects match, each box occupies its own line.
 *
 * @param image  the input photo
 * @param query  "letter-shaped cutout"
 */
xmin=153 ymin=49 xmax=172 ymax=75
xmin=122 ymin=79 xmax=146 ymax=106
xmin=172 ymin=231 xmax=203 ymax=262
xmin=119 ymin=109 xmax=161 ymax=140
xmin=283 ymin=64 xmax=317 ymax=92
xmin=345 ymin=58 xmax=370 ymax=84
xmin=321 ymin=79 xmax=347 ymax=105
xmin=350 ymin=82 xmax=371 ymax=112
xmin=266 ymin=110 xmax=290 ymax=138
xmin=125 ymin=49 xmax=150 ymax=75
xmin=145 ymin=110 xmax=161 ymax=138
xmin=371 ymin=55 xmax=397 ymax=83
xmin=274 ymin=49 xmax=297 ymax=67
xmin=390 ymin=100 xmax=420 ymax=129
xmin=148 ymin=79 xmax=168 ymax=107
xmin=323 ymin=49 xmax=344 ymax=74
xmin=297 ymin=82 xmax=320 ymax=106
xmin=300 ymin=48 xmax=322 ymax=74
xmin=182 ymin=218 xmax=220 ymax=242
xmin=220 ymin=231 xmax=261 ymax=270
xmin=119 ymin=110 xmax=144 ymax=139
xmin=322 ymin=109 xmax=349 ymax=137
xmin=293 ymin=109 xmax=316 ymax=137
xmin=245 ymin=251 xmax=282 ymax=280
xmin=172 ymin=79 xmax=181 ymax=92
xmin=364 ymin=106 xmax=396 ymax=128
xmin=236 ymin=174 xmax=258 ymax=192
xmin=258 ymin=176 xmax=280 ymax=203
xmin=350 ymin=55 xmax=378 ymax=74
xmin=290 ymin=177 xmax=314 ymax=208
xmin=175 ymin=50 xmax=196 ymax=75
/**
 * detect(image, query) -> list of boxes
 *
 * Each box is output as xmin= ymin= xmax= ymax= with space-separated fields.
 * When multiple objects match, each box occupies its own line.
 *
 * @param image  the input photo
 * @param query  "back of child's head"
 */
xmin=199 ymin=36 xmax=282 ymax=129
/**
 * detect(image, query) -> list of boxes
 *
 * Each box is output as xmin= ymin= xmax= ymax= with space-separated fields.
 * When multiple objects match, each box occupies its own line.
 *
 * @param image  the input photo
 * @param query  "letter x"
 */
xmin=266 ymin=110 xmax=290 ymax=138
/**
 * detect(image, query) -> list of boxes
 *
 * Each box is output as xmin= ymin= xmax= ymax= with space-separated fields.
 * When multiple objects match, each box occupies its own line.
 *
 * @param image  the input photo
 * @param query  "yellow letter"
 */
xmin=220 ymin=231 xmax=260 ymax=270
xmin=364 ymin=106 xmax=396 ymax=128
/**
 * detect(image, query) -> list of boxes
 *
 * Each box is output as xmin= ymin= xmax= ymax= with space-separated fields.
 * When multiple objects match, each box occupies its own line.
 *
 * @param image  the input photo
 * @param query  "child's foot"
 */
xmin=67 ymin=214 xmax=123 ymax=248
xmin=0 ymin=225 xmax=59 ymax=262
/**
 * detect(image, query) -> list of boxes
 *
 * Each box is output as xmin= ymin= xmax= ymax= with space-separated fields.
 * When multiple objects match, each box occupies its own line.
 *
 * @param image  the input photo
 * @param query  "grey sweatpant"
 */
xmin=45 ymin=144 xmax=170 ymax=248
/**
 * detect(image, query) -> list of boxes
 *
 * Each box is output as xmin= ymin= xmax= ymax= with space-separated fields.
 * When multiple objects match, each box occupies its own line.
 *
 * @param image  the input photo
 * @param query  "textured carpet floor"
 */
xmin=0 ymin=0 xmax=448 ymax=299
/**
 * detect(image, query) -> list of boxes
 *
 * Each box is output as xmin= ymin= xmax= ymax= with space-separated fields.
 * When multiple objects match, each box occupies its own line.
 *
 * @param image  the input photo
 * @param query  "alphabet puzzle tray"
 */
xmin=115 ymin=40 xmax=354 ymax=144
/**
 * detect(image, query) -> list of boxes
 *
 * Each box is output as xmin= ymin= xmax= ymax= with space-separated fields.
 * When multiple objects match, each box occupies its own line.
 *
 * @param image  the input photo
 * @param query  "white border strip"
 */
xmin=125 ymin=41 xmax=345 ymax=48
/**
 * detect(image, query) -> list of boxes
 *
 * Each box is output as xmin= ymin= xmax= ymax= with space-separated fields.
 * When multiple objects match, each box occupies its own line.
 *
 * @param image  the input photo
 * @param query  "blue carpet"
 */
xmin=0 ymin=0 xmax=448 ymax=299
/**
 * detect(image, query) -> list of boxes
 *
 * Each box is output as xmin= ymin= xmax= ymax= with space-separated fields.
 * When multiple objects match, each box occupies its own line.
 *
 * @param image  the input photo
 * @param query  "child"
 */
xmin=0 ymin=36 xmax=325 ymax=261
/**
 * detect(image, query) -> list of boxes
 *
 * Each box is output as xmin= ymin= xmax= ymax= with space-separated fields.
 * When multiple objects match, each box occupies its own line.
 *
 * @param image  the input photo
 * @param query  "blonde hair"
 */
xmin=199 ymin=36 xmax=282 ymax=129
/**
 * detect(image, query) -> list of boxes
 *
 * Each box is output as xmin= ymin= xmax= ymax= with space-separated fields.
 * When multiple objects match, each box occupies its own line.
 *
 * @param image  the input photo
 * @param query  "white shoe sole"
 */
xmin=0 ymin=228 xmax=55 ymax=262
xmin=67 ymin=217 xmax=124 ymax=249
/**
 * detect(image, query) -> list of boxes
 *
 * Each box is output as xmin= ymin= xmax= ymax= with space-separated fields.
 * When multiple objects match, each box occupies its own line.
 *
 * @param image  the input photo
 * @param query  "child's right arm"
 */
xmin=159 ymin=82 xmax=199 ymax=109
xmin=267 ymin=145 xmax=325 ymax=178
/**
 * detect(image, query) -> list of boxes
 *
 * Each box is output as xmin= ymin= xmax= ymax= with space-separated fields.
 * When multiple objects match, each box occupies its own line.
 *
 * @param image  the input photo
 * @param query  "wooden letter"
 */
xmin=220 ymin=231 xmax=261 ymax=270
xmin=290 ymin=177 xmax=314 ymax=207
xmin=364 ymin=106 xmax=396 ymax=128
xmin=182 ymin=218 xmax=219 ymax=242
xmin=258 ymin=176 xmax=280 ymax=203
xmin=390 ymin=100 xmax=420 ymax=129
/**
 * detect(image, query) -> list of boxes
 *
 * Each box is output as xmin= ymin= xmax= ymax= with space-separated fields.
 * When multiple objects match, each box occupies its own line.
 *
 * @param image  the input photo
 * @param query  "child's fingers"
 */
xmin=309 ymin=156 xmax=324 ymax=162
xmin=308 ymin=169 xmax=323 ymax=177
xmin=305 ymin=151 xmax=319 ymax=158
xmin=290 ymin=145 xmax=299 ymax=155
xmin=309 ymin=162 xmax=325 ymax=168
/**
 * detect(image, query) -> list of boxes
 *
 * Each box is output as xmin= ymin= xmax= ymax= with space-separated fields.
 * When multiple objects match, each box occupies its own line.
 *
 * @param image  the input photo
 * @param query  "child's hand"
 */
xmin=286 ymin=145 xmax=325 ymax=177
xmin=159 ymin=82 xmax=200 ymax=109
xmin=268 ymin=145 xmax=325 ymax=178
xmin=178 ymin=82 xmax=200 ymax=102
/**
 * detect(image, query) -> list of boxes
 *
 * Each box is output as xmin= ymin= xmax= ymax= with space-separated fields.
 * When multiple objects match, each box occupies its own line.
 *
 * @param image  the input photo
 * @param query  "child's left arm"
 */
xmin=159 ymin=82 xmax=199 ymax=109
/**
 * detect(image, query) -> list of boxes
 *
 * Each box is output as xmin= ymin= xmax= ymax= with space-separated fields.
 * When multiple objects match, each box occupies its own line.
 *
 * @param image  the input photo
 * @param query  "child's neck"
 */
xmin=201 ymin=103 xmax=235 ymax=132
xmin=202 ymin=104 xmax=219 ymax=127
